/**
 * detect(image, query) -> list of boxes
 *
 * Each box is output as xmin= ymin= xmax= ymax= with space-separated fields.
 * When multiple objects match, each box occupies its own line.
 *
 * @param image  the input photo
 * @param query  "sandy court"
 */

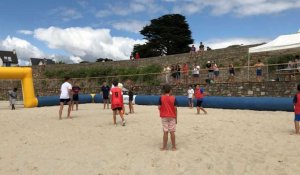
xmin=0 ymin=101 xmax=299 ymax=175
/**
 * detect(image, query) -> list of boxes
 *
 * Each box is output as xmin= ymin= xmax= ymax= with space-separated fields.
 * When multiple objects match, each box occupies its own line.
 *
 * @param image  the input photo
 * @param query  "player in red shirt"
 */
xmin=110 ymin=81 xmax=125 ymax=126
xmin=158 ymin=85 xmax=178 ymax=151
xmin=293 ymin=84 xmax=300 ymax=135
xmin=194 ymin=85 xmax=208 ymax=115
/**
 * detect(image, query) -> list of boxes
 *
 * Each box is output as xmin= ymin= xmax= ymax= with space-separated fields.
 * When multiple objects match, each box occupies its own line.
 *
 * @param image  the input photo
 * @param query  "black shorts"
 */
xmin=196 ymin=99 xmax=203 ymax=107
xmin=112 ymin=107 xmax=123 ymax=111
xmin=103 ymin=95 xmax=109 ymax=100
xmin=73 ymin=94 xmax=79 ymax=101
xmin=60 ymin=98 xmax=71 ymax=104
xmin=193 ymin=74 xmax=199 ymax=78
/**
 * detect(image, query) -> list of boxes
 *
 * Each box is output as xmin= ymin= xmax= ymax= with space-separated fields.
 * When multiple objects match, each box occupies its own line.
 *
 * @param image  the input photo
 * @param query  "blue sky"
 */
xmin=0 ymin=0 xmax=300 ymax=64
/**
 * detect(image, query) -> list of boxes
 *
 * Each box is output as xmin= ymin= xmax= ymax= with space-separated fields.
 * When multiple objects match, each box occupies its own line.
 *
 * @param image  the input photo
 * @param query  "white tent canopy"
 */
xmin=249 ymin=32 xmax=300 ymax=53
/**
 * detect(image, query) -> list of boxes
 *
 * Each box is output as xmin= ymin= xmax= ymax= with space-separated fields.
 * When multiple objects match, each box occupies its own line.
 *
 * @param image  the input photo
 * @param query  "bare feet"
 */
xmin=160 ymin=147 xmax=167 ymax=151
xmin=172 ymin=147 xmax=177 ymax=151
xmin=290 ymin=132 xmax=300 ymax=135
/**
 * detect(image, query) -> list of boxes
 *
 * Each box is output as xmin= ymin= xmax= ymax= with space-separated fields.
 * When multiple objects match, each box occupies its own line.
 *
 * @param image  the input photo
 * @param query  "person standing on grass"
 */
xmin=101 ymin=81 xmax=110 ymax=109
xmin=59 ymin=77 xmax=72 ymax=120
xmin=158 ymin=85 xmax=178 ymax=151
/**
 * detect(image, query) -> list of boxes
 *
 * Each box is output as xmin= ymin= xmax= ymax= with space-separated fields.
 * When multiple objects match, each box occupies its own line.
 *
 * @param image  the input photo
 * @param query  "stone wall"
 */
xmin=1 ymin=44 xmax=300 ymax=100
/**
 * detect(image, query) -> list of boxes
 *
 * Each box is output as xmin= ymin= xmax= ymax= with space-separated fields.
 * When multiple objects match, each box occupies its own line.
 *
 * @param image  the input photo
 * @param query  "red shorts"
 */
xmin=161 ymin=117 xmax=176 ymax=132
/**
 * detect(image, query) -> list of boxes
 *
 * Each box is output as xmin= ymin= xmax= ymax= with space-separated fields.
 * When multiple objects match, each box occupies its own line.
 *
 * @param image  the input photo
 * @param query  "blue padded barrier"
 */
xmin=94 ymin=94 xmax=103 ymax=103
xmin=37 ymin=94 xmax=93 ymax=107
xmin=135 ymin=95 xmax=293 ymax=112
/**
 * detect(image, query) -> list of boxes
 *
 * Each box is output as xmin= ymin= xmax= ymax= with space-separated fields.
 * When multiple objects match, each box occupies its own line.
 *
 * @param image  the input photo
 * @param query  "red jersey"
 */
xmin=182 ymin=64 xmax=189 ymax=73
xmin=159 ymin=95 xmax=177 ymax=118
xmin=194 ymin=88 xmax=204 ymax=99
xmin=294 ymin=93 xmax=300 ymax=114
xmin=110 ymin=87 xmax=123 ymax=109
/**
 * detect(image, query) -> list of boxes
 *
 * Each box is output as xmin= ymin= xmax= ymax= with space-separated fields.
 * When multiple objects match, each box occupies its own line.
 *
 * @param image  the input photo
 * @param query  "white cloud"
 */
xmin=171 ymin=0 xmax=300 ymax=16
xmin=0 ymin=36 xmax=44 ymax=61
xmin=50 ymin=7 xmax=83 ymax=21
xmin=203 ymin=37 xmax=269 ymax=49
xmin=112 ymin=20 xmax=147 ymax=33
xmin=95 ymin=0 xmax=165 ymax=18
xmin=17 ymin=30 xmax=33 ymax=35
xmin=33 ymin=26 xmax=146 ymax=61
xmin=70 ymin=56 xmax=83 ymax=63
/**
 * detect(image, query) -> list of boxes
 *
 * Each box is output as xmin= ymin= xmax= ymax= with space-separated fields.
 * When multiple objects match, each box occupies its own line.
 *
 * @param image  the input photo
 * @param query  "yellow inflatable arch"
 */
xmin=0 ymin=67 xmax=38 ymax=108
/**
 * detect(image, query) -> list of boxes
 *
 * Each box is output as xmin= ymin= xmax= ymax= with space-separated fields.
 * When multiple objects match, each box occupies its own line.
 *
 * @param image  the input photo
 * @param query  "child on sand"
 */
xmin=101 ymin=81 xmax=110 ymax=109
xmin=110 ymin=81 xmax=126 ymax=126
xmin=128 ymin=86 xmax=134 ymax=113
xmin=59 ymin=77 xmax=72 ymax=120
xmin=8 ymin=88 xmax=17 ymax=110
xmin=194 ymin=85 xmax=208 ymax=115
xmin=71 ymin=83 xmax=81 ymax=111
xmin=187 ymin=85 xmax=194 ymax=108
xmin=158 ymin=85 xmax=178 ymax=151
xmin=293 ymin=84 xmax=300 ymax=135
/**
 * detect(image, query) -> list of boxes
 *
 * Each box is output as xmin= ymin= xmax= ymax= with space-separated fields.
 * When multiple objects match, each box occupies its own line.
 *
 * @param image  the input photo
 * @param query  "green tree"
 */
xmin=133 ymin=14 xmax=193 ymax=58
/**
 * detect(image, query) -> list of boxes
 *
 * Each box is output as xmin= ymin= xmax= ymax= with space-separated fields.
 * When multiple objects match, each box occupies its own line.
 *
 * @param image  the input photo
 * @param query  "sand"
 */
xmin=0 ymin=101 xmax=300 ymax=175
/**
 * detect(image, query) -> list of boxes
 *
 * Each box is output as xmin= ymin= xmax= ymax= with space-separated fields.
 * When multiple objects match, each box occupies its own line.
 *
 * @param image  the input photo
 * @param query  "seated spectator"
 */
xmin=207 ymin=46 xmax=212 ymax=51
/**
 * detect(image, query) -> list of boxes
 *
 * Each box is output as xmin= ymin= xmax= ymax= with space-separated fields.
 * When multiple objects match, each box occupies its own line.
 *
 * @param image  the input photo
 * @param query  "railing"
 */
xmin=1 ymin=62 xmax=299 ymax=98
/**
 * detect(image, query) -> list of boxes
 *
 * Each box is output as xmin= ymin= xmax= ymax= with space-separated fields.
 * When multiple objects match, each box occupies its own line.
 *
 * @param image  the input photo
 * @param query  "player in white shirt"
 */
xmin=59 ymin=77 xmax=72 ymax=120
xmin=187 ymin=85 xmax=194 ymax=108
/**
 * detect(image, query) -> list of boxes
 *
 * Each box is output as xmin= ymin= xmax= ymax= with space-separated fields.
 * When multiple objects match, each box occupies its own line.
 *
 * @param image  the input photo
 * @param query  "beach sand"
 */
xmin=0 ymin=101 xmax=299 ymax=175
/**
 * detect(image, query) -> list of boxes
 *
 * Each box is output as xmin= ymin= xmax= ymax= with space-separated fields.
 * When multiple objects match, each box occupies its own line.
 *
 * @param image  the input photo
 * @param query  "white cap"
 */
xmin=118 ymin=83 xmax=123 ymax=89
xmin=207 ymin=61 xmax=210 ymax=63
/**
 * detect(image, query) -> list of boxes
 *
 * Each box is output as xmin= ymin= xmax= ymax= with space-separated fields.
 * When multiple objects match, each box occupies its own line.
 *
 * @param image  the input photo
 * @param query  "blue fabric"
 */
xmin=295 ymin=114 xmax=300 ymax=121
xmin=256 ymin=69 xmax=262 ymax=76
